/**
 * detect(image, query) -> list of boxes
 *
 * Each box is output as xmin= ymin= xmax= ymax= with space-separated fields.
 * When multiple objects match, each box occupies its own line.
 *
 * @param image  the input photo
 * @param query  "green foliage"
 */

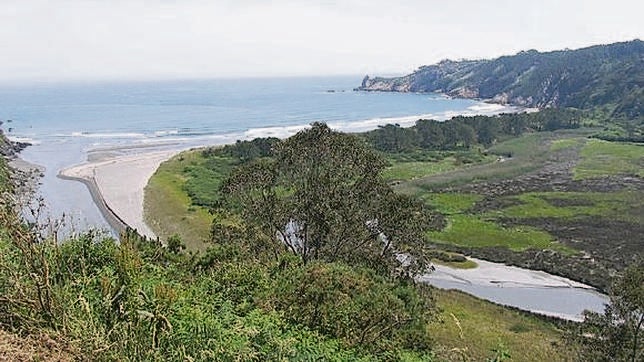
xmin=264 ymin=261 xmax=435 ymax=353
xmin=166 ymin=234 xmax=185 ymax=254
xmin=144 ymin=151 xmax=213 ymax=250
xmin=361 ymin=40 xmax=643 ymax=120
xmin=0 ymin=155 xmax=9 ymax=193
xmin=0 ymin=225 xmax=385 ymax=360
xmin=213 ymin=137 xmax=280 ymax=163
xmin=365 ymin=109 xmax=583 ymax=154
xmin=570 ymin=263 xmax=644 ymax=361
xmin=218 ymin=123 xmax=440 ymax=276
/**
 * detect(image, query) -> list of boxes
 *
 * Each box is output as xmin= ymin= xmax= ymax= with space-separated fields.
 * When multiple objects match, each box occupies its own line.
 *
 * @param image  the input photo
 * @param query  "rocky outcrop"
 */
xmin=0 ymin=122 xmax=31 ymax=158
xmin=356 ymin=40 xmax=644 ymax=119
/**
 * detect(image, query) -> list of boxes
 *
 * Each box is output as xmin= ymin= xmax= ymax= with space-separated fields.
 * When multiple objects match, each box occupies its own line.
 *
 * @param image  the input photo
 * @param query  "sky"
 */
xmin=0 ymin=0 xmax=642 ymax=82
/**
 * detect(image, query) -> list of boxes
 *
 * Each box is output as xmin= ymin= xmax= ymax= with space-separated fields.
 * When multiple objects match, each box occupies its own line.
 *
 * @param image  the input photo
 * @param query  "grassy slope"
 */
xmin=144 ymin=151 xmax=214 ymax=251
xmin=430 ymin=290 xmax=573 ymax=362
xmin=143 ymin=146 xmax=573 ymax=361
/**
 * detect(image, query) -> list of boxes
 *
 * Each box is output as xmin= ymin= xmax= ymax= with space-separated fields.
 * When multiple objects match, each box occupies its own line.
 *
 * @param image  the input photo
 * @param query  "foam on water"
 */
xmin=2 ymin=76 xmax=517 ymax=231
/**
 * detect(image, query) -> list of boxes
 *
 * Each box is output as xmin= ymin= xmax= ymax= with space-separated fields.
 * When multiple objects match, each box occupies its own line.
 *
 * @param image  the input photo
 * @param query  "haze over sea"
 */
xmin=1 ymin=76 xmax=512 ymax=232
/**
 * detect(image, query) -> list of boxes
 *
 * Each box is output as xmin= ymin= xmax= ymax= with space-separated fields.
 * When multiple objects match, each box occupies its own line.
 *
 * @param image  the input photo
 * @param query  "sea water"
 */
xmin=0 ymin=76 xmax=608 ymax=319
xmin=1 ymin=76 xmax=509 ymax=230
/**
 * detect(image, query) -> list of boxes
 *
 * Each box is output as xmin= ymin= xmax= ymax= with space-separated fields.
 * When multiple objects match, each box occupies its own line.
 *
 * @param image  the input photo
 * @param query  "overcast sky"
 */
xmin=1 ymin=0 xmax=642 ymax=82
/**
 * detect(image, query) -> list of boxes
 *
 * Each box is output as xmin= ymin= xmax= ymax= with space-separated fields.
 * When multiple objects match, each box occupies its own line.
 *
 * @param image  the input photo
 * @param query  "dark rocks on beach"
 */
xmin=11 ymin=141 xmax=32 ymax=154
xmin=0 ymin=125 xmax=32 ymax=157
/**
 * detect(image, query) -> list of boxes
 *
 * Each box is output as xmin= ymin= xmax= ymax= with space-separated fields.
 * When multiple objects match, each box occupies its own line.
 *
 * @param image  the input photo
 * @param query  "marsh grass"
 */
xmin=550 ymin=138 xmax=584 ymax=151
xmin=575 ymin=139 xmax=644 ymax=179
xmin=427 ymin=214 xmax=564 ymax=251
xmin=383 ymin=151 xmax=494 ymax=182
xmin=497 ymin=191 xmax=643 ymax=223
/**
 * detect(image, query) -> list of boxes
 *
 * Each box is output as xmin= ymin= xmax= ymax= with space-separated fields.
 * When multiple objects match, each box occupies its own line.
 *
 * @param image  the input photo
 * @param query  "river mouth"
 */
xmin=420 ymin=258 xmax=609 ymax=321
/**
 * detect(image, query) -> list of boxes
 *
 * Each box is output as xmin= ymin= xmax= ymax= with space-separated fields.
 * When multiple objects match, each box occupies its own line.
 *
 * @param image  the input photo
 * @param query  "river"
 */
xmin=420 ymin=258 xmax=609 ymax=321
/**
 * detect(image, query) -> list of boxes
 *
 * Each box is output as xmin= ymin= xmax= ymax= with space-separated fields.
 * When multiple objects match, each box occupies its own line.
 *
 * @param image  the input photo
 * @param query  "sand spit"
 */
xmin=59 ymin=150 xmax=179 ymax=239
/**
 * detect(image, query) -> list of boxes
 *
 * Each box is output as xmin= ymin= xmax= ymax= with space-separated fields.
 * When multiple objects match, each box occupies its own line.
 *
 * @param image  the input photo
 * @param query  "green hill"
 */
xmin=357 ymin=40 xmax=643 ymax=120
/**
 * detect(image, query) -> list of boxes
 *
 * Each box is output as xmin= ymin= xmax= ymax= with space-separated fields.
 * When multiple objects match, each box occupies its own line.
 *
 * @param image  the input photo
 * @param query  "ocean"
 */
xmin=2 ymin=76 xmax=610 ymax=319
xmin=0 ymin=76 xmax=512 ymax=233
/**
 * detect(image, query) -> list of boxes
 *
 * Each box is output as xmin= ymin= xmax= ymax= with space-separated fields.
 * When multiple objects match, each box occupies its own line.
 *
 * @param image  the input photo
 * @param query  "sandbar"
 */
xmin=59 ymin=150 xmax=179 ymax=239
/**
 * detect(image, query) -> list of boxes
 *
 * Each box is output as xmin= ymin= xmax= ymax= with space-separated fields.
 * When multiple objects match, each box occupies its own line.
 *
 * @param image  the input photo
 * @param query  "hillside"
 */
xmin=357 ymin=40 xmax=643 ymax=120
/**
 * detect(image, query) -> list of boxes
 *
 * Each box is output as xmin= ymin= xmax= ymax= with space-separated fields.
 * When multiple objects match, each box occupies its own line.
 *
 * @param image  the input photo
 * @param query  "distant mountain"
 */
xmin=357 ymin=40 xmax=643 ymax=119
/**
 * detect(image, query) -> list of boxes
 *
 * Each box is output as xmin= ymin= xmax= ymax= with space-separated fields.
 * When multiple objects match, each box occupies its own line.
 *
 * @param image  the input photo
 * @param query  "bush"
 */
xmin=263 ymin=261 xmax=435 ymax=353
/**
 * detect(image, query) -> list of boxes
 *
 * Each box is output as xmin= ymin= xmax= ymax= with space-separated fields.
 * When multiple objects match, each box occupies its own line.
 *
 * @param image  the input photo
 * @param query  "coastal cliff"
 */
xmin=0 ymin=121 xmax=31 ymax=158
xmin=357 ymin=40 xmax=643 ymax=119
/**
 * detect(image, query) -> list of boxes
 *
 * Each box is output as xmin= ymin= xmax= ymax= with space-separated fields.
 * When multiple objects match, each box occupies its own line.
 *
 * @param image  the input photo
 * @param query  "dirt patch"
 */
xmin=501 ymin=216 xmax=643 ymax=270
xmin=470 ymin=196 xmax=524 ymax=213
xmin=0 ymin=329 xmax=77 ymax=362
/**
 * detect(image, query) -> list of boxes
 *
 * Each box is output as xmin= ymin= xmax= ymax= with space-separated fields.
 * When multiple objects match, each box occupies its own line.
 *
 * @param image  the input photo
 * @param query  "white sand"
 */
xmin=59 ymin=150 xmax=179 ymax=239
xmin=421 ymin=257 xmax=593 ymax=289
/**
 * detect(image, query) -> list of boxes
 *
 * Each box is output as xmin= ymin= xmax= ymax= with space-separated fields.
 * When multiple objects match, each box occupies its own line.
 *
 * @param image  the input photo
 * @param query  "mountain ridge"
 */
xmin=357 ymin=40 xmax=643 ymax=119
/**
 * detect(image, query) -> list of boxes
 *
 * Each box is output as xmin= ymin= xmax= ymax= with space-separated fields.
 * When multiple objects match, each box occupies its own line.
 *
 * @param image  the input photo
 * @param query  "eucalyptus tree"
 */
xmin=217 ymin=122 xmax=438 ymax=276
xmin=570 ymin=263 xmax=643 ymax=361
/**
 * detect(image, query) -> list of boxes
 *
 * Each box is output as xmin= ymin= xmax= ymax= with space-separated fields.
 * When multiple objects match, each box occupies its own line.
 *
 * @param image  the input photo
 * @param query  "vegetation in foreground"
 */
xmin=142 ymin=123 xmax=588 ymax=360
xmin=0 ymin=126 xmax=581 ymax=361
xmin=2 ymin=105 xmax=643 ymax=360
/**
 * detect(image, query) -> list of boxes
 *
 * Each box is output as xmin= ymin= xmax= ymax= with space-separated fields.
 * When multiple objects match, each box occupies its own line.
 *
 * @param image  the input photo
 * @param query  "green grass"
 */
xmin=382 ymin=151 xmax=494 ymax=182
xmin=428 ymin=214 xmax=565 ymax=251
xmin=432 ymin=258 xmax=478 ymax=269
xmin=496 ymin=191 xmax=643 ymax=223
xmin=396 ymin=132 xmax=555 ymax=193
xmin=421 ymin=193 xmax=482 ymax=214
xmin=430 ymin=290 xmax=573 ymax=362
xmin=575 ymin=139 xmax=644 ymax=179
xmin=550 ymin=138 xmax=584 ymax=151
xmin=382 ymin=158 xmax=462 ymax=181
xmin=488 ymin=132 xmax=546 ymax=158
xmin=421 ymin=192 xmax=575 ymax=252
xmin=144 ymin=151 xmax=218 ymax=250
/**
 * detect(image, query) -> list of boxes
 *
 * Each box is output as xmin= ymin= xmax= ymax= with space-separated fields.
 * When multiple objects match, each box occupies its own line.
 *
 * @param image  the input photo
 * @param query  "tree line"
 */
xmin=364 ymin=108 xmax=582 ymax=153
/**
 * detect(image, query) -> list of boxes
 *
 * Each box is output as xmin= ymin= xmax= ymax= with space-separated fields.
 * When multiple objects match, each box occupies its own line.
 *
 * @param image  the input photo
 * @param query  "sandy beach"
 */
xmin=59 ymin=149 xmax=180 ymax=239
xmin=424 ymin=257 xmax=593 ymax=289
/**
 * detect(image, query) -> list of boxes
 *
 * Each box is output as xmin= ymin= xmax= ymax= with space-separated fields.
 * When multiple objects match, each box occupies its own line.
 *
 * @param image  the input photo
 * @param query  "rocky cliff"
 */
xmin=357 ymin=40 xmax=643 ymax=119
xmin=0 ymin=122 xmax=30 ymax=158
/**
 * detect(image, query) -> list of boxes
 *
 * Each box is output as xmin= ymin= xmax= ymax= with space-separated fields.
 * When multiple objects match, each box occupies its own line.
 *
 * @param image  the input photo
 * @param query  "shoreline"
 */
xmin=57 ymin=172 xmax=129 ymax=235
xmin=50 ymin=102 xmax=519 ymax=241
xmin=421 ymin=257 xmax=608 ymax=321
xmin=58 ymin=149 xmax=181 ymax=240
xmin=354 ymin=88 xmax=539 ymax=115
